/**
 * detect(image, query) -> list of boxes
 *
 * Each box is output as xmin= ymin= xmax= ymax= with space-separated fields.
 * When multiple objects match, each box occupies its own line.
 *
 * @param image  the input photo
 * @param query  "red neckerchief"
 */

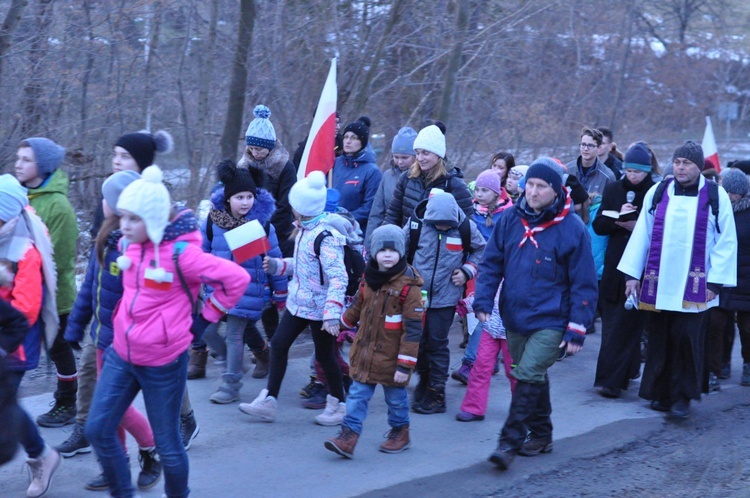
xmin=518 ymin=189 xmax=572 ymax=248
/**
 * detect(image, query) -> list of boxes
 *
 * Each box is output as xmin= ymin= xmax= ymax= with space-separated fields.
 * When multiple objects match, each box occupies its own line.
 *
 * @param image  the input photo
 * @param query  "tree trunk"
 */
xmin=21 ymin=0 xmax=54 ymax=136
xmin=0 ymin=0 xmax=28 ymax=85
xmin=219 ymin=0 xmax=255 ymax=161
xmin=438 ymin=0 xmax=470 ymax=123
xmin=143 ymin=1 xmax=163 ymax=131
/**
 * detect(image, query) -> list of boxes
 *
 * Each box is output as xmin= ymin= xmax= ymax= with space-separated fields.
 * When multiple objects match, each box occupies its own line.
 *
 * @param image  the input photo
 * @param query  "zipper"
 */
xmin=124 ymin=246 xmax=146 ymax=364
xmin=429 ymin=233 xmax=441 ymax=304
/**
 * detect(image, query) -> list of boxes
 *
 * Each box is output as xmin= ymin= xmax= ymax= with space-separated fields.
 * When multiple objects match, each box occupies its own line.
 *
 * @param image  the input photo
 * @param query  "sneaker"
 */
xmin=719 ymin=362 xmax=731 ymax=380
xmin=324 ymin=426 xmax=359 ymax=459
xmin=26 ymin=445 xmax=61 ymax=498
xmin=518 ymin=437 xmax=553 ymax=456
xmin=239 ymin=389 xmax=277 ymax=422
xmin=301 ymin=383 xmax=329 ymax=409
xmin=708 ymin=373 xmax=721 ymax=393
xmin=742 ymin=363 xmax=750 ymax=386
xmin=314 ymin=394 xmax=346 ymax=426
xmin=379 ymin=425 xmax=411 ymax=453
xmin=36 ymin=402 xmax=76 ymax=428
xmin=137 ymin=448 xmax=162 ymax=491
xmin=455 ymin=411 xmax=484 ymax=422
xmin=209 ymin=385 xmax=241 ymax=404
xmin=299 ymin=376 xmax=318 ymax=398
xmin=85 ymin=471 xmax=109 ymax=491
xmin=180 ymin=410 xmax=200 ymax=451
xmin=412 ymin=386 xmax=446 ymax=414
xmin=55 ymin=422 xmax=91 ymax=458
xmin=451 ymin=362 xmax=471 ymax=385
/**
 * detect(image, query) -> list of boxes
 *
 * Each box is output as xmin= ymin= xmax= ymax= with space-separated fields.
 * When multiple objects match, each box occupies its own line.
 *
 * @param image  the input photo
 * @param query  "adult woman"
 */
xmin=592 ymin=142 xmax=656 ymax=398
xmin=489 ymin=151 xmax=515 ymax=188
xmin=383 ymin=122 xmax=472 ymax=227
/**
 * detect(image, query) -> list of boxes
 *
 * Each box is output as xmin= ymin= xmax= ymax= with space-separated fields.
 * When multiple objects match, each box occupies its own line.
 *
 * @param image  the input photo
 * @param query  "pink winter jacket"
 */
xmin=112 ymin=217 xmax=249 ymax=367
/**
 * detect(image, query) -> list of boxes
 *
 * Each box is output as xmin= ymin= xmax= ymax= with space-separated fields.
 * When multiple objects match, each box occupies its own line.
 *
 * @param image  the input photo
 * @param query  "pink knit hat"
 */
xmin=475 ymin=170 xmax=502 ymax=195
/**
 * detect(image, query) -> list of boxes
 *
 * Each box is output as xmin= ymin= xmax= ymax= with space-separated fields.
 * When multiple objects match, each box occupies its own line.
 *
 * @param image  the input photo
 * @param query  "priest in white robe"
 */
xmin=618 ymin=140 xmax=737 ymax=419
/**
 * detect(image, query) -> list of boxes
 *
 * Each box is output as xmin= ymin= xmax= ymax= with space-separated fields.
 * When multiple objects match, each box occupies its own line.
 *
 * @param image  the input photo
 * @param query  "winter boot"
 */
xmin=239 ymin=389 xmax=277 ymax=422
xmin=187 ymin=349 xmax=208 ymax=380
xmin=26 ymin=445 xmax=61 ymax=498
xmin=379 ymin=425 xmax=411 ymax=453
xmin=412 ymin=386 xmax=446 ymax=414
xmin=36 ymin=401 xmax=76 ymax=428
xmin=55 ymin=422 xmax=91 ymax=458
xmin=451 ymin=361 xmax=472 ymax=385
xmin=252 ymin=347 xmax=270 ymax=379
xmin=490 ymin=380 xmax=545 ymax=469
xmin=209 ymin=382 xmax=242 ymax=404
xmin=300 ymin=376 xmax=318 ymax=398
xmin=314 ymin=394 xmax=346 ymax=426
xmin=301 ymin=383 xmax=329 ymax=409
xmin=518 ymin=437 xmax=553 ymax=456
xmin=180 ymin=410 xmax=200 ymax=450
xmin=137 ymin=448 xmax=162 ymax=490
xmin=324 ymin=426 xmax=359 ymax=459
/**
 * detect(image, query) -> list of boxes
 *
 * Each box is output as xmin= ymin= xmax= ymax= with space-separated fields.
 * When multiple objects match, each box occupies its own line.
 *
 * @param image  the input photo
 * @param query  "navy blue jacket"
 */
xmin=65 ymin=230 xmax=123 ymax=350
xmin=332 ymin=144 xmax=382 ymax=231
xmin=473 ymin=196 xmax=598 ymax=344
xmin=201 ymin=187 xmax=287 ymax=321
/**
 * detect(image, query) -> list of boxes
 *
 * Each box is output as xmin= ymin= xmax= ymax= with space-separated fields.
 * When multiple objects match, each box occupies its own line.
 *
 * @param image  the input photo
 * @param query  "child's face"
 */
xmin=376 ymin=248 xmax=400 ymax=270
xmin=112 ymin=146 xmax=139 ymax=173
xmin=119 ymin=210 xmax=148 ymax=244
xmin=229 ymin=191 xmax=255 ymax=219
xmin=506 ymin=174 xmax=520 ymax=194
xmin=474 ymin=186 xmax=498 ymax=207
xmin=392 ymin=153 xmax=414 ymax=171
xmin=15 ymin=147 xmax=42 ymax=187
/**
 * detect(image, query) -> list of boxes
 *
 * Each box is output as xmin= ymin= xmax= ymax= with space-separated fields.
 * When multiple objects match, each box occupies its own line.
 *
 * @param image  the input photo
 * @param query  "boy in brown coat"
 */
xmin=324 ymin=225 xmax=424 ymax=459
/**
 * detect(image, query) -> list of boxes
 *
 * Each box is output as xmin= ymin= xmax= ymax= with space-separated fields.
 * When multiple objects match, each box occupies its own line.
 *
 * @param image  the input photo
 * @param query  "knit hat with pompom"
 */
xmin=343 ymin=116 xmax=372 ymax=149
xmin=115 ymin=130 xmax=174 ymax=172
xmin=413 ymin=121 xmax=447 ymax=159
xmin=288 ymin=170 xmax=328 ymax=217
xmin=245 ymin=105 xmax=276 ymax=150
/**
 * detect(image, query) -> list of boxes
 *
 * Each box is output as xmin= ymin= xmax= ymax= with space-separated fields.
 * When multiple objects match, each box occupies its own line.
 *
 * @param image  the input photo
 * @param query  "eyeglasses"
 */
xmin=579 ymin=143 xmax=597 ymax=150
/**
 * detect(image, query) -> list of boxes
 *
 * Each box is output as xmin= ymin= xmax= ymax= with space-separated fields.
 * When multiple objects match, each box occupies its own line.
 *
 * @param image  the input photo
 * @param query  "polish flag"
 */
xmin=144 ymin=267 xmax=173 ymax=291
xmin=446 ymin=237 xmax=463 ymax=252
xmin=224 ymin=220 xmax=270 ymax=264
xmin=702 ymin=116 xmax=721 ymax=172
xmin=298 ymin=58 xmax=337 ymax=180
xmin=385 ymin=315 xmax=403 ymax=330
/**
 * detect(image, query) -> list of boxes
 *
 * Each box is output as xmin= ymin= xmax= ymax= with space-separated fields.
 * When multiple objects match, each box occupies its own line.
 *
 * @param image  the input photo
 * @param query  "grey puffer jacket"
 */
xmin=384 ymin=167 xmax=473 ymax=228
xmin=365 ymin=164 xmax=406 ymax=252
xmin=402 ymin=192 xmax=485 ymax=309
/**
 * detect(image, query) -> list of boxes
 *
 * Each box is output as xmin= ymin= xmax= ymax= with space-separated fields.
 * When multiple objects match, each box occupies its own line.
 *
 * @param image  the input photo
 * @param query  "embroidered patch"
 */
xmin=109 ymin=262 xmax=120 ymax=277
xmin=445 ymin=237 xmax=463 ymax=251
xmin=414 ymin=307 xmax=424 ymax=313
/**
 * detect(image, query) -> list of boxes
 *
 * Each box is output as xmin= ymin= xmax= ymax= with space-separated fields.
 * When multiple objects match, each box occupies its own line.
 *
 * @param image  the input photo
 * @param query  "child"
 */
xmin=84 ymin=166 xmax=249 ymax=498
xmin=324 ymin=225 xmax=424 ymax=459
xmin=505 ymin=165 xmax=528 ymax=204
xmin=452 ymin=170 xmax=513 ymax=387
xmin=240 ymin=170 xmax=348 ymax=425
xmin=0 ymin=174 xmax=61 ymax=497
xmin=200 ymin=160 xmax=287 ymax=403
xmin=15 ymin=137 xmax=80 ymax=427
xmin=64 ymin=170 xmax=163 ymax=491
xmin=406 ymin=191 xmax=486 ymax=414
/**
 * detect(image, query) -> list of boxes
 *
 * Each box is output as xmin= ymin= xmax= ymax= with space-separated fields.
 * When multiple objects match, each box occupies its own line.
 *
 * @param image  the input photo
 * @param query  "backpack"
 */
xmin=314 ymin=230 xmax=366 ymax=297
xmin=173 ymin=241 xmax=204 ymax=317
xmin=406 ymin=214 xmax=472 ymax=266
xmin=649 ymin=178 xmax=720 ymax=233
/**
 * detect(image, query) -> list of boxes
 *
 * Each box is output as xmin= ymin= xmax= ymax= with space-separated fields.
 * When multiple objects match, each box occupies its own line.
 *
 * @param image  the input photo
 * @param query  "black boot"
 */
xmin=518 ymin=376 xmax=553 ymax=456
xmin=137 ymin=448 xmax=162 ymax=490
xmin=412 ymin=385 xmax=446 ymax=414
xmin=489 ymin=380 xmax=545 ymax=470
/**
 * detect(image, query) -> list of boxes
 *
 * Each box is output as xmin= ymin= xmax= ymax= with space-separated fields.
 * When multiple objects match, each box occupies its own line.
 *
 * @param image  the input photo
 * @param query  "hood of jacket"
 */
xmin=209 ymin=186 xmax=277 ymax=226
xmin=161 ymin=207 xmax=200 ymax=243
xmin=26 ymin=168 xmax=70 ymax=198
xmin=341 ymin=142 xmax=377 ymax=167
xmin=414 ymin=191 xmax=464 ymax=226
xmin=238 ymin=139 xmax=290 ymax=180
xmin=733 ymin=194 xmax=750 ymax=213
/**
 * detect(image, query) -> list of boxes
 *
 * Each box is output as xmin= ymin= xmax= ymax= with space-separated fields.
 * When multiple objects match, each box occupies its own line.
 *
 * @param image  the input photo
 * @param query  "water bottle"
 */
xmin=421 ymin=290 xmax=429 ymax=308
xmin=624 ymin=294 xmax=638 ymax=310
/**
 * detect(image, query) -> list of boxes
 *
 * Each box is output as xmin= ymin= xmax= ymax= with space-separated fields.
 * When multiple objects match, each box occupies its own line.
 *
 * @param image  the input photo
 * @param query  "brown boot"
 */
xmin=252 ymin=346 xmax=270 ymax=379
xmin=379 ymin=425 xmax=410 ymax=453
xmin=187 ymin=349 xmax=208 ymax=380
xmin=324 ymin=426 xmax=358 ymax=459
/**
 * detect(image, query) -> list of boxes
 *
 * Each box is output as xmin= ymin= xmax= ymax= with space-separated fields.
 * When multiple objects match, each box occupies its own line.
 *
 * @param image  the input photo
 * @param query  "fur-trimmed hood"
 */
xmin=734 ymin=194 xmax=750 ymax=213
xmin=210 ymin=186 xmax=276 ymax=226
xmin=238 ymin=139 xmax=291 ymax=180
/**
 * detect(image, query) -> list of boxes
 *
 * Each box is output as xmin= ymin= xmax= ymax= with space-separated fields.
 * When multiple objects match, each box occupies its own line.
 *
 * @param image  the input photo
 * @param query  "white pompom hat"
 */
xmin=288 ymin=170 xmax=328 ymax=217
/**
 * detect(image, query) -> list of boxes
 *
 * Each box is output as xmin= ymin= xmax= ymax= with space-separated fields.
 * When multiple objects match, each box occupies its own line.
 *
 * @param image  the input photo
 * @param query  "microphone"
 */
xmin=626 ymin=191 xmax=635 ymax=204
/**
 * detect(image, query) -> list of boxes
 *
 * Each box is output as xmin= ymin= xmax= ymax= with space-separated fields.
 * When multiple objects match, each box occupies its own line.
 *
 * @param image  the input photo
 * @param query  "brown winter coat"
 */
xmin=341 ymin=265 xmax=424 ymax=387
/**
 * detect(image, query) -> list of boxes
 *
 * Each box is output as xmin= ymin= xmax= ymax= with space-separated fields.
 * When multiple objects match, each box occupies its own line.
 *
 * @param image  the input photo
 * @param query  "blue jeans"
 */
xmin=85 ymin=348 xmax=189 ymax=498
xmin=342 ymin=380 xmax=409 ymax=435
xmin=462 ymin=321 xmax=484 ymax=364
xmin=7 ymin=371 xmax=45 ymax=458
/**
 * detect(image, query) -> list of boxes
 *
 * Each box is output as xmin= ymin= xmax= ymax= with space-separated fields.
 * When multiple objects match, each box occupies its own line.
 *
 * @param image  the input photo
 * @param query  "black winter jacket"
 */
xmin=720 ymin=195 xmax=750 ymax=311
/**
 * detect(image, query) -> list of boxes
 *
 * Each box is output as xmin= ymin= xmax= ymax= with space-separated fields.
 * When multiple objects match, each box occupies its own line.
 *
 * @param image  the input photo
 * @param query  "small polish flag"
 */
xmin=445 ymin=237 xmax=463 ymax=252
xmin=702 ymin=116 xmax=721 ymax=172
xmin=224 ymin=219 xmax=270 ymax=264
xmin=385 ymin=314 xmax=403 ymax=330
xmin=144 ymin=267 xmax=173 ymax=291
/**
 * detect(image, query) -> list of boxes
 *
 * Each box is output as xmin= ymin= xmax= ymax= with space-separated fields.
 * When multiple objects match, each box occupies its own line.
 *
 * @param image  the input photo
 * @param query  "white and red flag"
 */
xmin=297 ymin=58 xmax=337 ymax=180
xmin=702 ymin=116 xmax=721 ymax=172
xmin=224 ymin=219 xmax=270 ymax=264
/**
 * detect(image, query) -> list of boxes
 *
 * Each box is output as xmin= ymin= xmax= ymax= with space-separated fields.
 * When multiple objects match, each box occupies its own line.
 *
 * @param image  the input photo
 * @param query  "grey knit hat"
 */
xmin=672 ymin=140 xmax=704 ymax=169
xmin=102 ymin=170 xmax=141 ymax=215
xmin=23 ymin=137 xmax=65 ymax=179
xmin=721 ymin=168 xmax=749 ymax=197
xmin=370 ymin=224 xmax=405 ymax=258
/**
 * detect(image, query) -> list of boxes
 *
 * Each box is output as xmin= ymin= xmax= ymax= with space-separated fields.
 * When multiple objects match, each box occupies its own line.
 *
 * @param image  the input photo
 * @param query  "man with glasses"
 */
xmin=597 ymin=127 xmax=623 ymax=179
xmin=566 ymin=126 xmax=615 ymax=195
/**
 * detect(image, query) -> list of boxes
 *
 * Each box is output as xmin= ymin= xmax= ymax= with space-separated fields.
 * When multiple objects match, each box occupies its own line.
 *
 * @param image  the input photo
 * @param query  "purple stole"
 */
xmin=639 ymin=179 xmax=711 ymax=311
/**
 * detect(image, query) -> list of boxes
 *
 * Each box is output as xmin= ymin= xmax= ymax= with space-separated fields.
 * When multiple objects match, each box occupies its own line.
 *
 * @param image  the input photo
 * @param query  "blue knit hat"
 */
xmin=526 ymin=157 xmax=564 ymax=197
xmin=391 ymin=127 xmax=417 ymax=155
xmin=0 ymin=174 xmax=28 ymax=222
xmin=245 ymin=105 xmax=276 ymax=150
xmin=623 ymin=142 xmax=652 ymax=173
xmin=23 ymin=137 xmax=66 ymax=179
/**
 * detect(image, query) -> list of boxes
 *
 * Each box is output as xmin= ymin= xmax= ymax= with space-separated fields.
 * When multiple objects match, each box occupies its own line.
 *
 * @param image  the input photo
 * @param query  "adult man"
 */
xmin=566 ymin=127 xmax=615 ymax=195
xmin=618 ymin=141 xmax=737 ymax=419
xmin=597 ymin=127 xmax=623 ymax=179
xmin=474 ymin=158 xmax=598 ymax=470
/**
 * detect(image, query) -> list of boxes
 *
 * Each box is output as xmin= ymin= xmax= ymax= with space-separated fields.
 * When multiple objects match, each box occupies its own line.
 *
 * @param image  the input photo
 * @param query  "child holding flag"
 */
xmin=201 ymin=160 xmax=287 ymax=403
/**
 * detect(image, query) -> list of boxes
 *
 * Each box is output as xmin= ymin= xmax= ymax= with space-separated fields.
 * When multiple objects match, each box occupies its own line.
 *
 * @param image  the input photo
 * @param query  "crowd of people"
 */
xmin=1 ymin=106 xmax=747 ymax=496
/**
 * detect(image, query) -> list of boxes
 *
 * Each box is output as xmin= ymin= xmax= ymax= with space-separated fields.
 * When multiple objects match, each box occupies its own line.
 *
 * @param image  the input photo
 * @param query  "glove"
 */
xmin=190 ymin=314 xmax=212 ymax=341
xmin=337 ymin=329 xmax=356 ymax=344
xmin=322 ymin=319 xmax=340 ymax=337
xmin=263 ymin=256 xmax=279 ymax=275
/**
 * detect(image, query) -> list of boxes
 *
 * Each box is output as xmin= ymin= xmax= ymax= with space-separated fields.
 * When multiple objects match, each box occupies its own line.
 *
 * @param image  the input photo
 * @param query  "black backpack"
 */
xmin=406 ymin=214 xmax=472 ymax=266
xmin=649 ymin=178 xmax=720 ymax=233
xmin=313 ymin=230 xmax=366 ymax=297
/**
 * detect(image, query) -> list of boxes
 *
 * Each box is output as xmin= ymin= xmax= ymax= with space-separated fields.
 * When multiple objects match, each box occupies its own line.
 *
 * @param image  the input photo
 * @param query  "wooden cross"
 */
xmin=644 ymin=270 xmax=658 ymax=297
xmin=689 ymin=266 xmax=706 ymax=294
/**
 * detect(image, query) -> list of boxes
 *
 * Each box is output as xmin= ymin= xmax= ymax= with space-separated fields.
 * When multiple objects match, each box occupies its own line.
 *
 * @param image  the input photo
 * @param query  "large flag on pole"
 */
xmin=298 ymin=58 xmax=337 ymax=180
xmin=702 ymin=116 xmax=721 ymax=172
